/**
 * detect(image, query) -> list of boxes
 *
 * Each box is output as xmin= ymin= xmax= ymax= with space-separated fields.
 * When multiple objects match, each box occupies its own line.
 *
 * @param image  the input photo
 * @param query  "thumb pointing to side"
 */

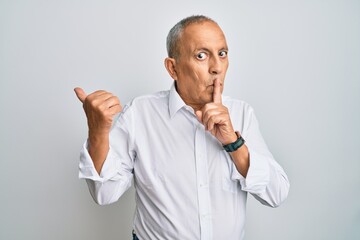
xmin=74 ymin=87 xmax=87 ymax=103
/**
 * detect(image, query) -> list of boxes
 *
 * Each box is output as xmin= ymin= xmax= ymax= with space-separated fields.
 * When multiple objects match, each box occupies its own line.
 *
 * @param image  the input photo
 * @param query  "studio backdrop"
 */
xmin=0 ymin=0 xmax=359 ymax=239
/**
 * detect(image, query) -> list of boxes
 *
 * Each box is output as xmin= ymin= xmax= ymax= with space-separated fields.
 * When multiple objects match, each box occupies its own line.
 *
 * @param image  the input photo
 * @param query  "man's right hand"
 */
xmin=74 ymin=87 xmax=122 ymax=174
xmin=74 ymin=88 xmax=122 ymax=134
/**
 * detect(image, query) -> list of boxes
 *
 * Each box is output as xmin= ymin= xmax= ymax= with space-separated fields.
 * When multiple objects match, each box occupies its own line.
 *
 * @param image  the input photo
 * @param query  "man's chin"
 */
xmin=200 ymin=95 xmax=213 ymax=105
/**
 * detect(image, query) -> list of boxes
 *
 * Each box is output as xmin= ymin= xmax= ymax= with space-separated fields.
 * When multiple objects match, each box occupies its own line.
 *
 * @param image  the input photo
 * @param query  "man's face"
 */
xmin=174 ymin=21 xmax=229 ymax=109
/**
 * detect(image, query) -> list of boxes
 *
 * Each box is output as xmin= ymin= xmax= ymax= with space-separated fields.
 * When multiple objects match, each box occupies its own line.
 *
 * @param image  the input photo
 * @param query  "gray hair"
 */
xmin=166 ymin=15 xmax=217 ymax=60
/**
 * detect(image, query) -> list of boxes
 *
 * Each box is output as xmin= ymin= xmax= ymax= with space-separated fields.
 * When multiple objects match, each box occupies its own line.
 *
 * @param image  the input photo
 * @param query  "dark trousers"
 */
xmin=132 ymin=230 xmax=139 ymax=240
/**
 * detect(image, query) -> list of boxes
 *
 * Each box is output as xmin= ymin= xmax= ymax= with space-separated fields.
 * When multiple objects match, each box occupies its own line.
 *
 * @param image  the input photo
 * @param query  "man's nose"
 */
xmin=209 ymin=56 xmax=222 ymax=74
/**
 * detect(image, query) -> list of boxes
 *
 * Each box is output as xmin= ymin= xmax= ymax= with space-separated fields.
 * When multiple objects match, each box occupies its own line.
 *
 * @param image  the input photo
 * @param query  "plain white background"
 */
xmin=1 ymin=0 xmax=359 ymax=239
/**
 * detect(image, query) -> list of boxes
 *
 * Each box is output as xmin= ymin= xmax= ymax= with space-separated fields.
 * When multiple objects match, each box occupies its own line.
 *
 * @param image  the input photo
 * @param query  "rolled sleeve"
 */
xmin=232 ymin=148 xmax=270 ymax=194
xmin=79 ymin=141 xmax=125 ymax=182
xmin=78 ymin=140 xmax=100 ymax=181
xmin=78 ymin=106 xmax=135 ymax=205
xmin=232 ymin=105 xmax=290 ymax=207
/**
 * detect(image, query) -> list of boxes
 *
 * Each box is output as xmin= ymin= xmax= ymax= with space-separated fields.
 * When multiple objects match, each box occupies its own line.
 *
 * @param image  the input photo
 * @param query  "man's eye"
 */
xmin=219 ymin=51 xmax=228 ymax=58
xmin=196 ymin=52 xmax=207 ymax=60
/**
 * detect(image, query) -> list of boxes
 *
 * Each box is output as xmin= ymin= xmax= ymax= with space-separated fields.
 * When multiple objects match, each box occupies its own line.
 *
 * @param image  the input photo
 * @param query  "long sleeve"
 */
xmin=231 ymin=106 xmax=290 ymax=207
xmin=78 ymin=106 xmax=135 ymax=205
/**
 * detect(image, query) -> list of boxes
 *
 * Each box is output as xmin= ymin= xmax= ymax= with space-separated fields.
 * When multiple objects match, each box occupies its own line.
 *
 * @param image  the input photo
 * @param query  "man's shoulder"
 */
xmin=223 ymin=96 xmax=254 ymax=113
xmin=132 ymin=89 xmax=170 ymax=104
xmin=122 ymin=89 xmax=170 ymax=114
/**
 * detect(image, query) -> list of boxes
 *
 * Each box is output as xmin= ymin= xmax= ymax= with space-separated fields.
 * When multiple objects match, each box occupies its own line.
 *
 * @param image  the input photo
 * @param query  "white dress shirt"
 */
xmin=79 ymin=83 xmax=290 ymax=240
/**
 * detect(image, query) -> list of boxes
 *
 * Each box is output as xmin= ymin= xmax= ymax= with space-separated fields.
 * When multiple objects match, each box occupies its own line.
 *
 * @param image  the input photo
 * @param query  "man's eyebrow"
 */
xmin=193 ymin=47 xmax=229 ymax=52
xmin=194 ymin=48 xmax=210 ymax=53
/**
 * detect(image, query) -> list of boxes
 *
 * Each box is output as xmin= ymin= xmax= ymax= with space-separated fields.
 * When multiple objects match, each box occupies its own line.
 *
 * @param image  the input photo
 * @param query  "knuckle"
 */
xmin=89 ymin=98 xmax=99 ymax=108
xmin=203 ymin=104 xmax=211 ymax=111
xmin=112 ymin=96 xmax=120 ymax=104
xmin=94 ymin=90 xmax=107 ymax=94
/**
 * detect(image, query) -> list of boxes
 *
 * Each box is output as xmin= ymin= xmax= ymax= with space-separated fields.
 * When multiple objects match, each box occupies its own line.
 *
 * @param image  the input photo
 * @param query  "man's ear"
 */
xmin=164 ymin=57 xmax=178 ymax=80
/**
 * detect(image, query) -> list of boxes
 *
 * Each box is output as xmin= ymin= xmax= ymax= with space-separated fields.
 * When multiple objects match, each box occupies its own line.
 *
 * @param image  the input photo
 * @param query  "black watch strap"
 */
xmin=223 ymin=131 xmax=245 ymax=152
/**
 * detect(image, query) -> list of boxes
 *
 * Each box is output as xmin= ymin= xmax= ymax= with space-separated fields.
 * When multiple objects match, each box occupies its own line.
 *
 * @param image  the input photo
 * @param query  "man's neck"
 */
xmin=174 ymin=81 xmax=204 ymax=112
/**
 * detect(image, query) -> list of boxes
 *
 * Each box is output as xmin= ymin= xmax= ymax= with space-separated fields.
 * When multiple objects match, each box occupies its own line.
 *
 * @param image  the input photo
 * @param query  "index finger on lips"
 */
xmin=213 ymin=79 xmax=222 ymax=103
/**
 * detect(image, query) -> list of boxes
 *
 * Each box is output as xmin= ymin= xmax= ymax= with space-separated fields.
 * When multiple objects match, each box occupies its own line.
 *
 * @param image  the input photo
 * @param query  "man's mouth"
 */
xmin=208 ymin=82 xmax=223 ymax=87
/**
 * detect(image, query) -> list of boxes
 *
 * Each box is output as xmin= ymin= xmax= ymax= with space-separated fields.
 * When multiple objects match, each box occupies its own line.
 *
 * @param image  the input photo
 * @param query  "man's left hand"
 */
xmin=195 ymin=79 xmax=237 ymax=145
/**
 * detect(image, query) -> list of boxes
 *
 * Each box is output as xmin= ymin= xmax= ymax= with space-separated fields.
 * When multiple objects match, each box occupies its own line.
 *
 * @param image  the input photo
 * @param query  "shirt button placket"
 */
xmin=195 ymin=125 xmax=213 ymax=240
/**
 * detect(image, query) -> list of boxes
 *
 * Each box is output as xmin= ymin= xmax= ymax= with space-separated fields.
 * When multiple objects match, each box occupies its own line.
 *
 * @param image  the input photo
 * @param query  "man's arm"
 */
xmin=228 ymin=142 xmax=250 ymax=177
xmin=74 ymin=88 xmax=122 ymax=174
xmin=196 ymin=80 xmax=289 ymax=207
xmin=195 ymin=79 xmax=250 ymax=177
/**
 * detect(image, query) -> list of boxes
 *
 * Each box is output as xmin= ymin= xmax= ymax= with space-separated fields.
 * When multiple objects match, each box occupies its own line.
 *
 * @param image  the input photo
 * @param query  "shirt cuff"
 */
xmin=78 ymin=140 xmax=121 ymax=183
xmin=231 ymin=147 xmax=270 ymax=194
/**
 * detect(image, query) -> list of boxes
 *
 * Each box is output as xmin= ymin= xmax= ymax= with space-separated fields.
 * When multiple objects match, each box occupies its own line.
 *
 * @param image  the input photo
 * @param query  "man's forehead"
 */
xmin=183 ymin=21 xmax=223 ymax=35
xmin=181 ymin=21 xmax=227 ymax=50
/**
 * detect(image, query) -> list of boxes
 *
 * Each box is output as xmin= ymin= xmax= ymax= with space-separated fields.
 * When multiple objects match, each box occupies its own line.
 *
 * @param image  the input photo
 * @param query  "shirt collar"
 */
xmin=169 ymin=82 xmax=187 ymax=118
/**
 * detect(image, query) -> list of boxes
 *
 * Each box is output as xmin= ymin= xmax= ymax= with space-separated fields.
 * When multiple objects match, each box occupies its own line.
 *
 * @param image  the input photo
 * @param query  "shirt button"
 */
xmin=201 ymin=214 xmax=209 ymax=219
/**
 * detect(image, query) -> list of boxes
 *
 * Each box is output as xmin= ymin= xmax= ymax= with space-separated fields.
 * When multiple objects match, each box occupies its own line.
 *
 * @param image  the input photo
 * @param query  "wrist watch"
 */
xmin=223 ymin=131 xmax=245 ymax=152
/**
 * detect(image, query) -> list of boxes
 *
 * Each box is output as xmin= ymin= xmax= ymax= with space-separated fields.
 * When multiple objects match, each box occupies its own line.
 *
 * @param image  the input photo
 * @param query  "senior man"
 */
xmin=75 ymin=15 xmax=290 ymax=240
